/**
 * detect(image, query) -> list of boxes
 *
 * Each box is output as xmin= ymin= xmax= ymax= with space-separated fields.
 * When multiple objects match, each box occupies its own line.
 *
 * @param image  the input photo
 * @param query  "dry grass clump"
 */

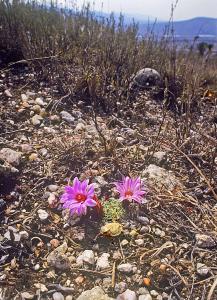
xmin=0 ymin=0 xmax=216 ymax=114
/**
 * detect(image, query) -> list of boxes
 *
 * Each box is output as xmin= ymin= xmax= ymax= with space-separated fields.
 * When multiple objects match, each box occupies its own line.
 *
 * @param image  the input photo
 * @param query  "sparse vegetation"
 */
xmin=0 ymin=1 xmax=217 ymax=299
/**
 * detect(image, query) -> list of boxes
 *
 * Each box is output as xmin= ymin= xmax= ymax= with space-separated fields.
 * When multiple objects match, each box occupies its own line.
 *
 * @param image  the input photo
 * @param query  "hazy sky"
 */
xmin=75 ymin=0 xmax=217 ymax=21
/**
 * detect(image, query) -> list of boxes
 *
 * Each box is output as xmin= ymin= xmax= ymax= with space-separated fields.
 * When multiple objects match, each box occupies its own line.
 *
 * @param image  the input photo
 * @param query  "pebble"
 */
xmin=38 ymin=209 xmax=49 ymax=221
xmin=75 ymin=275 xmax=85 ymax=284
xmin=21 ymin=144 xmax=33 ymax=153
xmin=53 ymin=292 xmax=64 ymax=300
xmin=50 ymin=114 xmax=61 ymax=123
xmin=35 ymin=97 xmax=45 ymax=106
xmin=32 ymin=105 xmax=41 ymax=113
xmin=121 ymin=239 xmax=129 ymax=246
xmin=76 ymin=250 xmax=95 ymax=266
xmin=48 ymin=193 xmax=57 ymax=208
xmin=154 ymin=228 xmax=165 ymax=238
xmin=139 ymin=295 xmax=152 ymax=300
xmin=150 ymin=290 xmax=159 ymax=297
xmin=138 ymin=287 xmax=150 ymax=295
xmin=60 ymin=111 xmax=75 ymax=123
xmin=115 ymin=282 xmax=128 ymax=293
xmin=50 ymin=239 xmax=60 ymax=248
xmin=117 ymin=263 xmax=133 ymax=274
xmin=34 ymin=264 xmax=40 ymax=271
xmin=29 ymin=153 xmax=38 ymax=161
xmin=96 ymin=253 xmax=110 ymax=270
xmin=76 ymin=286 xmax=113 ymax=300
xmin=137 ymin=216 xmax=150 ymax=225
xmin=117 ymin=289 xmax=137 ymax=300
xmin=75 ymin=123 xmax=86 ymax=132
xmin=21 ymin=292 xmax=34 ymax=299
xmin=140 ymin=226 xmax=151 ymax=233
xmin=196 ymin=263 xmax=210 ymax=276
xmin=65 ymin=296 xmax=73 ymax=300
xmin=0 ymin=148 xmax=22 ymax=166
xmin=19 ymin=230 xmax=29 ymax=240
xmin=47 ymin=242 xmax=70 ymax=270
xmin=48 ymin=185 xmax=58 ymax=192
xmin=195 ymin=234 xmax=217 ymax=248
xmin=34 ymin=283 xmax=48 ymax=292
xmin=135 ymin=239 xmax=144 ymax=246
xmin=113 ymin=250 xmax=122 ymax=260
xmin=21 ymin=94 xmax=29 ymax=101
xmin=4 ymin=89 xmax=12 ymax=97
xmin=31 ymin=114 xmax=43 ymax=126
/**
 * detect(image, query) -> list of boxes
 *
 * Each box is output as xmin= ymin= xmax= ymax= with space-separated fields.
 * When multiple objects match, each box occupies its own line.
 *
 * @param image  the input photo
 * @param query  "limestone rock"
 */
xmin=142 ymin=164 xmax=183 ymax=192
xmin=0 ymin=148 xmax=22 ymax=166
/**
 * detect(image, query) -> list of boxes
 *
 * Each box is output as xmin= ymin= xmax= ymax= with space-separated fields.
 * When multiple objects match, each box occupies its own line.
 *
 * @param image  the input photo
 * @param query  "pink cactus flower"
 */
xmin=60 ymin=177 xmax=97 ymax=216
xmin=114 ymin=176 xmax=147 ymax=204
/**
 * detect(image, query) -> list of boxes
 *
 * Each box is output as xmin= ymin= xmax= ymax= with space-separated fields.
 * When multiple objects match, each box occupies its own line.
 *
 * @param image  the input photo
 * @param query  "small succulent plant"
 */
xmin=102 ymin=198 xmax=125 ymax=222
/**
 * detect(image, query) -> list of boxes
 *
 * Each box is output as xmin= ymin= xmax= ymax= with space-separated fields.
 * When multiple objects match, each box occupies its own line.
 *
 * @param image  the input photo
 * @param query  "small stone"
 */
xmin=135 ymin=239 xmax=144 ymax=246
xmin=139 ymin=296 xmax=152 ymax=300
xmin=154 ymin=228 xmax=162 ymax=237
xmin=76 ymin=250 xmax=95 ymax=266
xmin=4 ymin=89 xmax=12 ymax=97
xmin=196 ymin=263 xmax=210 ymax=276
xmin=48 ymin=193 xmax=57 ymax=208
xmin=102 ymin=277 xmax=112 ymax=290
xmin=19 ymin=231 xmax=29 ymax=240
xmin=32 ymin=105 xmax=41 ymax=113
xmin=21 ymin=292 xmax=34 ymax=299
xmin=75 ymin=123 xmax=86 ymax=132
xmin=195 ymin=234 xmax=217 ymax=248
xmin=75 ymin=275 xmax=85 ymax=284
xmin=60 ymin=111 xmax=75 ymax=124
xmin=152 ymin=151 xmax=167 ymax=166
xmin=50 ymin=239 xmax=60 ymax=248
xmin=137 ymin=216 xmax=150 ymax=225
xmin=117 ymin=289 xmax=137 ymax=300
xmin=34 ymin=264 xmax=40 ymax=271
xmin=39 ymin=148 xmax=48 ymax=156
xmin=114 ymin=282 xmax=128 ymax=293
xmin=121 ymin=239 xmax=129 ymax=246
xmin=29 ymin=153 xmax=38 ymax=161
xmin=21 ymin=144 xmax=33 ymax=153
xmin=38 ymin=209 xmax=49 ymax=221
xmin=35 ymin=97 xmax=45 ymax=106
xmin=0 ymin=148 xmax=22 ymax=166
xmin=113 ymin=250 xmax=122 ymax=260
xmin=48 ymin=185 xmax=58 ymax=192
xmin=53 ymin=292 xmax=64 ymax=300
xmin=66 ymin=296 xmax=73 ymax=300
xmin=140 ymin=226 xmax=151 ymax=233
xmin=50 ymin=115 xmax=60 ymax=123
xmin=76 ymin=286 xmax=114 ymax=300
xmin=117 ymin=263 xmax=133 ymax=274
xmin=31 ymin=114 xmax=43 ymax=126
xmin=21 ymin=94 xmax=29 ymax=101
xmin=34 ymin=283 xmax=48 ymax=292
xmin=47 ymin=242 xmax=70 ymax=270
xmin=150 ymin=290 xmax=159 ymax=297
xmin=138 ymin=287 xmax=150 ymax=295
xmin=96 ymin=253 xmax=110 ymax=270
xmin=156 ymin=296 xmax=163 ymax=300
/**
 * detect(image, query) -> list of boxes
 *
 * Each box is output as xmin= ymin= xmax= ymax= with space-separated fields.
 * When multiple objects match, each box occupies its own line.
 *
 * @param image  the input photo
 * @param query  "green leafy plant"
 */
xmin=102 ymin=198 xmax=125 ymax=222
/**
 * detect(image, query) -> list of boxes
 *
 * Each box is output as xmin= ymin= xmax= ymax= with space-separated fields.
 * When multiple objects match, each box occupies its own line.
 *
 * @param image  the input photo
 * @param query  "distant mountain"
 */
xmin=138 ymin=17 xmax=217 ymax=40
xmin=94 ymin=12 xmax=217 ymax=41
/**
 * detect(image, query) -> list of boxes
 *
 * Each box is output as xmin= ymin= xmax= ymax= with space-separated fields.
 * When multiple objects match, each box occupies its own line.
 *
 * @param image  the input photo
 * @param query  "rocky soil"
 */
xmin=0 ymin=66 xmax=217 ymax=300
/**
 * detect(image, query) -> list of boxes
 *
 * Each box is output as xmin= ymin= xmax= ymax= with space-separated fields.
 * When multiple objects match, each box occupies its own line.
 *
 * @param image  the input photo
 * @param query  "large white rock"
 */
xmin=142 ymin=164 xmax=183 ymax=192
xmin=0 ymin=148 xmax=22 ymax=166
